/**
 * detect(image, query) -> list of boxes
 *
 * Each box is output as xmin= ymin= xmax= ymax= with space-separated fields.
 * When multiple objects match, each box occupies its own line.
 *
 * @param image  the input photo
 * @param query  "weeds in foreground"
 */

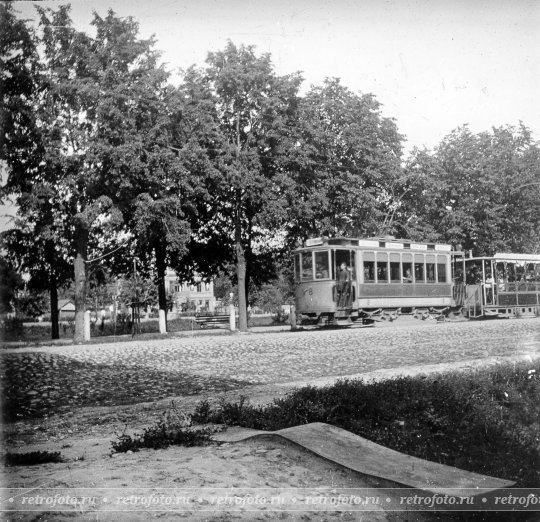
xmin=191 ymin=362 xmax=540 ymax=488
xmin=111 ymin=402 xmax=220 ymax=453
xmin=5 ymin=450 xmax=63 ymax=466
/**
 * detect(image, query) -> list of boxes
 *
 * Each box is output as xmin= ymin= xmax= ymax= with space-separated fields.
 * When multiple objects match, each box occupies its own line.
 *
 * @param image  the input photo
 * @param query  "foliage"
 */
xmin=285 ymin=78 xmax=404 ymax=242
xmin=0 ymin=3 xmax=73 ymax=339
xmin=117 ymin=274 xmax=157 ymax=309
xmin=14 ymin=291 xmax=49 ymax=318
xmin=250 ymin=283 xmax=284 ymax=313
xmin=401 ymin=124 xmax=540 ymax=254
xmin=1 ymin=317 xmax=25 ymax=340
xmin=181 ymin=42 xmax=303 ymax=330
xmin=3 ymin=4 xmax=540 ymax=327
xmin=111 ymin=403 xmax=217 ymax=452
xmin=0 ymin=258 xmax=23 ymax=314
xmin=192 ymin=362 xmax=540 ymax=487
xmin=5 ymin=450 xmax=62 ymax=466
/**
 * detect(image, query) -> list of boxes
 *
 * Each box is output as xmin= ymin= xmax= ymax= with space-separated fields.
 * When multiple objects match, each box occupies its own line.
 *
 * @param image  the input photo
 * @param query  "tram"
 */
xmin=457 ymin=253 xmax=540 ymax=319
xmin=293 ymin=236 xmax=540 ymax=325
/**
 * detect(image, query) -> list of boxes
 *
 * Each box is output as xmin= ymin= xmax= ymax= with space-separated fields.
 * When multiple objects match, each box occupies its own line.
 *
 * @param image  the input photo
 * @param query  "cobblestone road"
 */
xmin=2 ymin=318 xmax=540 ymax=420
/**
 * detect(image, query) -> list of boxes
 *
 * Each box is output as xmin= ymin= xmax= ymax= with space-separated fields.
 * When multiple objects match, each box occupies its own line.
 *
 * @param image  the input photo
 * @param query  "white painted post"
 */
xmin=290 ymin=304 xmax=297 ymax=331
xmin=229 ymin=292 xmax=236 ymax=332
xmin=84 ymin=311 xmax=91 ymax=341
xmin=159 ymin=309 xmax=167 ymax=334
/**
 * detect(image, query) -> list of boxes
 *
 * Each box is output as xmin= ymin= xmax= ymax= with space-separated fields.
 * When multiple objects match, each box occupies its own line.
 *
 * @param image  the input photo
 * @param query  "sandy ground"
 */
xmin=4 ymin=350 xmax=540 ymax=522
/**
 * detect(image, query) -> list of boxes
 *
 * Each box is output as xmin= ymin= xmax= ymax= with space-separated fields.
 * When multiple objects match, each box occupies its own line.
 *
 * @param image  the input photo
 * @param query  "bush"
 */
xmin=5 ymin=450 xmax=63 ymax=466
xmin=111 ymin=403 xmax=218 ymax=453
xmin=191 ymin=362 xmax=540 ymax=487
xmin=1 ymin=317 xmax=24 ymax=340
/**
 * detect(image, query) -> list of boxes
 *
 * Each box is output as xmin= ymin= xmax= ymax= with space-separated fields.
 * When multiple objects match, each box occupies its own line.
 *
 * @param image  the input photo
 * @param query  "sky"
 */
xmin=2 ymin=0 xmax=540 ymax=229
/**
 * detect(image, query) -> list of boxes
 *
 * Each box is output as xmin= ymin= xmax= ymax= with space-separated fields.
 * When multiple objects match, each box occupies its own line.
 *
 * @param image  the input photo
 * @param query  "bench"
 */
xmin=194 ymin=315 xmax=231 ymax=329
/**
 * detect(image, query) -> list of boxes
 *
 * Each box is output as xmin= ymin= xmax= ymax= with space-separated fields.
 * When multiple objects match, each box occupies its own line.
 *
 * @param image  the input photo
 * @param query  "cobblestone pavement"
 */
xmin=2 ymin=318 xmax=540 ymax=420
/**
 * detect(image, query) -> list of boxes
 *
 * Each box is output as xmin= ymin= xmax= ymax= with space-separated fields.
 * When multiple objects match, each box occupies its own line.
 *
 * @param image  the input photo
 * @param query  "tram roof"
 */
xmin=297 ymin=236 xmax=453 ymax=252
xmin=467 ymin=253 xmax=540 ymax=262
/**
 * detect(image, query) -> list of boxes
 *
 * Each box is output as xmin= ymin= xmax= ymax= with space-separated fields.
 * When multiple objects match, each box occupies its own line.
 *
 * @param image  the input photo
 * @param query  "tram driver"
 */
xmin=337 ymin=262 xmax=352 ymax=307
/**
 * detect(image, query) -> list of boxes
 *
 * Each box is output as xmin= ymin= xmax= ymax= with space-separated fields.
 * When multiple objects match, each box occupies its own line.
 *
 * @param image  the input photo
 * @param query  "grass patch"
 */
xmin=191 ymin=362 xmax=540 ymax=488
xmin=111 ymin=403 xmax=219 ymax=453
xmin=5 ymin=450 xmax=63 ymax=466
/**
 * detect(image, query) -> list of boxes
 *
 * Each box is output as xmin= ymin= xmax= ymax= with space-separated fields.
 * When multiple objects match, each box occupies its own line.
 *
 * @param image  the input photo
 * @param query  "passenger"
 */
xmin=496 ymin=270 xmax=506 ymax=292
xmin=485 ymin=271 xmax=494 ymax=303
xmin=316 ymin=265 xmax=329 ymax=279
xmin=403 ymin=268 xmax=413 ymax=283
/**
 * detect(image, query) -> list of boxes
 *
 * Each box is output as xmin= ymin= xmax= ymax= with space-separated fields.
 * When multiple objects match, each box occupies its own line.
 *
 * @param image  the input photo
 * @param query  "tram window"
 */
xmin=415 ymin=263 xmax=424 ymax=282
xmin=414 ymin=255 xmax=425 ymax=283
xmin=507 ymin=263 xmax=516 ymax=282
xmin=301 ymin=252 xmax=313 ymax=280
xmin=402 ymin=262 xmax=413 ymax=283
xmin=314 ymin=251 xmax=330 ymax=279
xmin=437 ymin=255 xmax=447 ymax=283
xmin=364 ymin=261 xmax=375 ymax=283
xmin=437 ymin=264 xmax=447 ymax=282
xmin=376 ymin=252 xmax=388 ymax=283
xmin=495 ymin=262 xmax=506 ymax=288
xmin=426 ymin=255 xmax=436 ymax=283
xmin=294 ymin=255 xmax=301 ymax=282
xmin=516 ymin=263 xmax=525 ymax=282
xmin=390 ymin=262 xmax=401 ymax=283
xmin=426 ymin=263 xmax=436 ymax=283
xmin=377 ymin=261 xmax=388 ymax=283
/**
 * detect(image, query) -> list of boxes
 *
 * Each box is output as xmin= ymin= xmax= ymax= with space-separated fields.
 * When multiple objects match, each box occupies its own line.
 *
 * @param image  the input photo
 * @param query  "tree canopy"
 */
xmin=402 ymin=124 xmax=540 ymax=255
xmin=2 ymin=5 xmax=540 ymax=340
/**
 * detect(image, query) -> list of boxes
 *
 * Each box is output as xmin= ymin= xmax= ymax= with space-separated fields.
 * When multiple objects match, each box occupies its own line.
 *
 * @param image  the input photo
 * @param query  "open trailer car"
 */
xmin=458 ymin=252 xmax=540 ymax=318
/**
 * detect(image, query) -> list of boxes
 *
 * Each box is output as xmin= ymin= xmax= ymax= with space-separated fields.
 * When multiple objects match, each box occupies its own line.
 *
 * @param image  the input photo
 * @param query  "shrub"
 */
xmin=5 ymin=451 xmax=63 ymax=466
xmin=1 ymin=317 xmax=25 ymax=341
xmin=111 ymin=403 xmax=218 ymax=453
xmin=191 ymin=362 xmax=540 ymax=487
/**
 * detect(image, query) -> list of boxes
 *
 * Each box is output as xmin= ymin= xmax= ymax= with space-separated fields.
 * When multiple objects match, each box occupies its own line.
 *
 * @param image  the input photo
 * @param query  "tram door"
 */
xmin=334 ymin=250 xmax=356 ymax=308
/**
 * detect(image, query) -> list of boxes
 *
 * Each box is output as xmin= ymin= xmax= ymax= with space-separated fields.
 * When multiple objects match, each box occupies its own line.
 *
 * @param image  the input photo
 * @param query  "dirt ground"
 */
xmin=4 ymin=352 xmax=540 ymax=522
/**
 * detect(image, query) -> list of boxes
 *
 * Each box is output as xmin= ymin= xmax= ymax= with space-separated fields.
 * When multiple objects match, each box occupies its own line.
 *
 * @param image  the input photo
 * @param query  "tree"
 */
xmin=86 ymin=15 xmax=194 ymax=329
xmin=1 ymin=3 xmax=72 ymax=338
xmin=3 ymin=6 xmax=191 ymax=342
xmin=285 ymin=78 xmax=404 ymax=242
xmin=187 ymin=42 xmax=303 ymax=330
xmin=401 ymin=124 xmax=540 ymax=254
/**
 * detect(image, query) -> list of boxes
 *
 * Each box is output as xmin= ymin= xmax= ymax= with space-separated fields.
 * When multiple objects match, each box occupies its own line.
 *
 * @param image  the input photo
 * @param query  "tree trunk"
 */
xmin=235 ymin=213 xmax=248 ymax=332
xmin=73 ymin=227 xmax=89 ymax=343
xmin=244 ymin=220 xmax=253 ymax=314
xmin=234 ymin=113 xmax=248 ymax=332
xmin=46 ymin=239 xmax=60 ymax=340
xmin=155 ymin=242 xmax=168 ymax=325
xmin=50 ymin=272 xmax=59 ymax=340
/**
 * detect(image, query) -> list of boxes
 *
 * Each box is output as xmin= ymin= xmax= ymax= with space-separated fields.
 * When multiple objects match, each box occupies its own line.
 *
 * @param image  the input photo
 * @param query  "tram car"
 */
xmin=293 ymin=236 xmax=540 ymax=325
xmin=457 ymin=253 xmax=540 ymax=319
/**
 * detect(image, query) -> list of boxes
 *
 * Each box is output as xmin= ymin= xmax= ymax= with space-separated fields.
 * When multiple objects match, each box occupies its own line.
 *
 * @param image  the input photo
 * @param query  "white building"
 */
xmin=165 ymin=270 xmax=216 ymax=313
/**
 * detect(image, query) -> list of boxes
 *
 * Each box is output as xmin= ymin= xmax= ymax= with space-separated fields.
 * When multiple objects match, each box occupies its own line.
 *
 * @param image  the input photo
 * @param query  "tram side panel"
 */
xmin=355 ymin=250 xmax=453 ymax=311
xmin=294 ymin=281 xmax=337 ymax=319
